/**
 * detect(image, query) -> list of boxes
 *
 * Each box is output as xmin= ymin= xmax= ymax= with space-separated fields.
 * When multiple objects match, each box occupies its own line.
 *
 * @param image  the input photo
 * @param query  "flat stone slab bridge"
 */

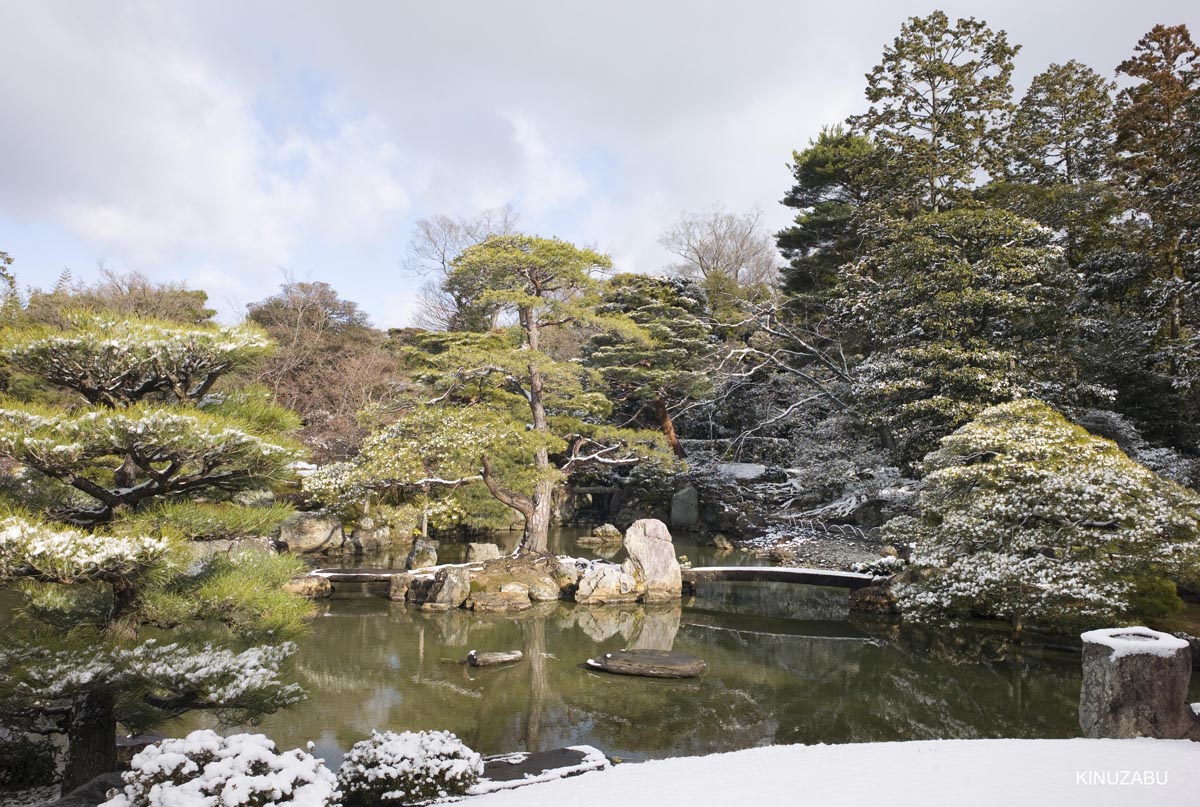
xmin=310 ymin=565 xmax=879 ymax=591
xmin=681 ymin=566 xmax=877 ymax=592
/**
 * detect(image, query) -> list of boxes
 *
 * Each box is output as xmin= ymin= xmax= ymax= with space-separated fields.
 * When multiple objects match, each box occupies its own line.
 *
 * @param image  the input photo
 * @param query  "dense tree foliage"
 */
xmin=850 ymin=11 xmax=1019 ymax=212
xmin=582 ymin=275 xmax=715 ymax=457
xmin=247 ymin=281 xmax=399 ymax=460
xmin=890 ymin=400 xmax=1200 ymax=633
xmin=835 ymin=208 xmax=1078 ymax=465
xmin=0 ymin=516 xmax=310 ymax=790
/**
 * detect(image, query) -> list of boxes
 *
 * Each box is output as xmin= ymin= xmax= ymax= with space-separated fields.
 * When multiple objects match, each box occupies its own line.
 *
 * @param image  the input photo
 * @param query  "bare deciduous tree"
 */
xmin=659 ymin=206 xmax=780 ymax=289
xmin=404 ymin=205 xmax=519 ymax=330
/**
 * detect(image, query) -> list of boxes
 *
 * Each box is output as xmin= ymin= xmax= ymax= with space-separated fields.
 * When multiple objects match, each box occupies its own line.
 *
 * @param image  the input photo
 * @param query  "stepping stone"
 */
xmin=468 ymin=650 xmax=523 ymax=667
xmin=585 ymin=649 xmax=706 ymax=678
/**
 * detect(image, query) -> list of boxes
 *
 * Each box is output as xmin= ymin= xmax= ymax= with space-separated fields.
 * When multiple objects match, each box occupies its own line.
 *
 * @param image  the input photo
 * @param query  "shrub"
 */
xmin=337 ymin=730 xmax=483 ymax=806
xmin=103 ymin=730 xmax=338 ymax=807
xmin=0 ymin=734 xmax=57 ymax=789
xmin=889 ymin=399 xmax=1200 ymax=633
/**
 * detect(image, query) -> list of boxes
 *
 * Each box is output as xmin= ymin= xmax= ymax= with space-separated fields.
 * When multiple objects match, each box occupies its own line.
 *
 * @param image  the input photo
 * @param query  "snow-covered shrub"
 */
xmin=890 ymin=400 xmax=1200 ymax=633
xmin=103 ymin=730 xmax=338 ymax=807
xmin=337 ymin=730 xmax=482 ymax=806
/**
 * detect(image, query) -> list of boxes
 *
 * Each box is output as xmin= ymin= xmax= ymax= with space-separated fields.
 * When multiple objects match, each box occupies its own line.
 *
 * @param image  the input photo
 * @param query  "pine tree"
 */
xmin=0 ymin=315 xmax=300 ymax=525
xmin=377 ymin=237 xmax=671 ymax=553
xmin=0 ymin=517 xmax=311 ymax=790
xmin=582 ymin=274 xmax=715 ymax=457
xmin=836 ymin=208 xmax=1077 ymax=465
xmin=850 ymin=11 xmax=1019 ymax=212
xmin=776 ymin=126 xmax=874 ymax=302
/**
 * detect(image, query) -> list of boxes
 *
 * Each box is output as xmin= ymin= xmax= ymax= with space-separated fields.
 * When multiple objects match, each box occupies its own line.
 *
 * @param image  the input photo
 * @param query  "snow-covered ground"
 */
xmin=467 ymin=739 xmax=1199 ymax=807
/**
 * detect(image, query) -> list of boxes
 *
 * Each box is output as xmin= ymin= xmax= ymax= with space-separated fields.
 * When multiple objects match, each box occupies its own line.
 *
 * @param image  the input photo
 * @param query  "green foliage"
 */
xmin=0 ymin=734 xmax=57 ymax=789
xmin=836 ymin=208 xmax=1078 ymax=464
xmin=0 ymin=403 xmax=301 ymax=524
xmin=777 ymin=126 xmax=875 ymax=300
xmin=890 ymin=400 xmax=1200 ymax=633
xmin=583 ymin=274 xmax=714 ymax=450
xmin=1006 ymin=61 xmax=1115 ymax=185
xmin=0 ymin=314 xmax=272 ymax=408
xmin=851 ymin=11 xmax=1019 ymax=211
xmin=0 ymin=514 xmax=312 ymax=772
xmin=113 ymin=501 xmax=295 ymax=543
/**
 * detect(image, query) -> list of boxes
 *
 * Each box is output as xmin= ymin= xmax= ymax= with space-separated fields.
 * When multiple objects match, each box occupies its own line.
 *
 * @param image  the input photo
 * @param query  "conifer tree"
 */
xmin=988 ymin=60 xmax=1118 ymax=267
xmin=776 ymin=126 xmax=874 ymax=301
xmin=0 ymin=516 xmax=310 ymax=790
xmin=835 ymin=208 xmax=1077 ymax=465
xmin=582 ymin=274 xmax=715 ymax=457
xmin=850 ymin=11 xmax=1019 ymax=212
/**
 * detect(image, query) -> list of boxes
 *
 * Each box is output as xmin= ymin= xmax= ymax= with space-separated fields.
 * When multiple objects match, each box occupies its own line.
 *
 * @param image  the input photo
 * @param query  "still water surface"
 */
xmin=171 ymin=529 xmax=1093 ymax=767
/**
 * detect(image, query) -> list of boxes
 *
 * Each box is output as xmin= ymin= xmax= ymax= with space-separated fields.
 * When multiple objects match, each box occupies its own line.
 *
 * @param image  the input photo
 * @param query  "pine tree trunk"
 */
xmin=61 ymin=689 xmax=117 ymax=794
xmin=654 ymin=398 xmax=687 ymax=458
xmin=521 ymin=477 xmax=554 ymax=553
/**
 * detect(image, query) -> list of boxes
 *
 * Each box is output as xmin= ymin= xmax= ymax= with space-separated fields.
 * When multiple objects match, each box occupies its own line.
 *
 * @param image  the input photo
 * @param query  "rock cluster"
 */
xmin=383 ymin=518 xmax=684 ymax=612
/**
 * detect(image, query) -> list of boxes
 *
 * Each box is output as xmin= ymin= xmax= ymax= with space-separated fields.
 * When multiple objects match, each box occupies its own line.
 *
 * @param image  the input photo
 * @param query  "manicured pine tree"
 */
xmin=582 ymin=274 xmax=715 ymax=458
xmin=0 ymin=516 xmax=311 ymax=791
xmin=0 ymin=314 xmax=300 ymax=527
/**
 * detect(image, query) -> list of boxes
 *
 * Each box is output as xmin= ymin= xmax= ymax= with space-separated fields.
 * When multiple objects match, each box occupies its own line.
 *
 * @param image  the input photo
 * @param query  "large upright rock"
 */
xmin=1079 ymin=626 xmax=1200 ymax=740
xmin=622 ymin=518 xmax=682 ymax=602
xmin=420 ymin=566 xmax=471 ymax=611
xmin=575 ymin=563 xmax=640 ymax=605
xmin=670 ymin=485 xmax=699 ymax=528
xmin=277 ymin=511 xmax=346 ymax=554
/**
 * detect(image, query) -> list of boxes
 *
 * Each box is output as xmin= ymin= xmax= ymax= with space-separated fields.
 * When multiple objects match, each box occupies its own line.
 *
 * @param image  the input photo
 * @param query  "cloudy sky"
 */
xmin=1 ymin=1 xmax=1196 ymax=327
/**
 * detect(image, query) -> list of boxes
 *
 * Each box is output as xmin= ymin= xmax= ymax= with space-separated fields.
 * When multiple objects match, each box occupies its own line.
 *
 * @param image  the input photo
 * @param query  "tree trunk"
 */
xmin=62 ymin=689 xmax=117 ymax=793
xmin=654 ymin=398 xmax=686 ymax=458
xmin=522 ymin=476 xmax=554 ymax=553
xmin=519 ymin=304 xmax=554 ymax=554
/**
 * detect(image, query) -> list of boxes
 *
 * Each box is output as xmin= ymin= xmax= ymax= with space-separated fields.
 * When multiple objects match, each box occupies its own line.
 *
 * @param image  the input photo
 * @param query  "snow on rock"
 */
xmin=464 ymin=739 xmax=1198 ymax=806
xmin=715 ymin=463 xmax=768 ymax=480
xmin=1080 ymin=626 xmax=1191 ymax=659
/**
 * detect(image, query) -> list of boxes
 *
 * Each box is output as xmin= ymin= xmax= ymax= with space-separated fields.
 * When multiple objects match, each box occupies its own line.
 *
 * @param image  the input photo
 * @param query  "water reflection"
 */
xmin=170 ymin=581 xmax=1088 ymax=768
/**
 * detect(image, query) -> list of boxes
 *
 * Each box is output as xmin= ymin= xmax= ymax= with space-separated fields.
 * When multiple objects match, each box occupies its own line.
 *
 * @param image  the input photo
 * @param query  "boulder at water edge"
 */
xmin=406 ymin=539 xmax=438 ymax=570
xmin=622 ymin=518 xmax=682 ymax=602
xmin=575 ymin=563 xmax=640 ymax=604
xmin=467 ymin=542 xmax=503 ymax=562
xmin=277 ymin=511 xmax=346 ymax=554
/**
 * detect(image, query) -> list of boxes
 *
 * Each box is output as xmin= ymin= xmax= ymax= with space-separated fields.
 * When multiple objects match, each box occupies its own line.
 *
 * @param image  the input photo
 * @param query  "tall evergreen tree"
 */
xmin=582 ymin=275 xmax=715 ymax=457
xmin=850 ymin=11 xmax=1019 ymax=213
xmin=776 ymin=126 xmax=874 ymax=301
xmin=989 ymin=60 xmax=1118 ymax=267
xmin=835 ymin=208 xmax=1077 ymax=465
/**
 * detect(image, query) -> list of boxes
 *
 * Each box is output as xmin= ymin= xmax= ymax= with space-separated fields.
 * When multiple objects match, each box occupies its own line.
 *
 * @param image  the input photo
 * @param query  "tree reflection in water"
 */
xmin=168 ymin=583 xmax=1087 ymax=768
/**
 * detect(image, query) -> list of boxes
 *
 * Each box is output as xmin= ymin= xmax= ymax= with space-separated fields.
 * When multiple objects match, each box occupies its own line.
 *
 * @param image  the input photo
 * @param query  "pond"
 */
xmin=168 ymin=529 xmax=1102 ymax=769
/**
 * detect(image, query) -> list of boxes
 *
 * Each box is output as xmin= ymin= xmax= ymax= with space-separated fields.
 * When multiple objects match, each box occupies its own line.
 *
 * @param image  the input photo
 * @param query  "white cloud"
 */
xmin=0 ymin=0 xmax=1197 ymax=327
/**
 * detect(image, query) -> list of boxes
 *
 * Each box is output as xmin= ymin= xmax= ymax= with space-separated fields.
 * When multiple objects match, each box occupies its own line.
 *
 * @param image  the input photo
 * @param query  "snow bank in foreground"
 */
xmin=467 ymin=739 xmax=1199 ymax=807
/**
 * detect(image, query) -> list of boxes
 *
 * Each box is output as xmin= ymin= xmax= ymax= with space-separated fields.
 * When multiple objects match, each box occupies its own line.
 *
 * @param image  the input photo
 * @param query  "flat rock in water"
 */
xmin=469 ymin=746 xmax=609 ymax=795
xmin=585 ymin=648 xmax=706 ymax=678
xmin=468 ymin=650 xmax=524 ymax=667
